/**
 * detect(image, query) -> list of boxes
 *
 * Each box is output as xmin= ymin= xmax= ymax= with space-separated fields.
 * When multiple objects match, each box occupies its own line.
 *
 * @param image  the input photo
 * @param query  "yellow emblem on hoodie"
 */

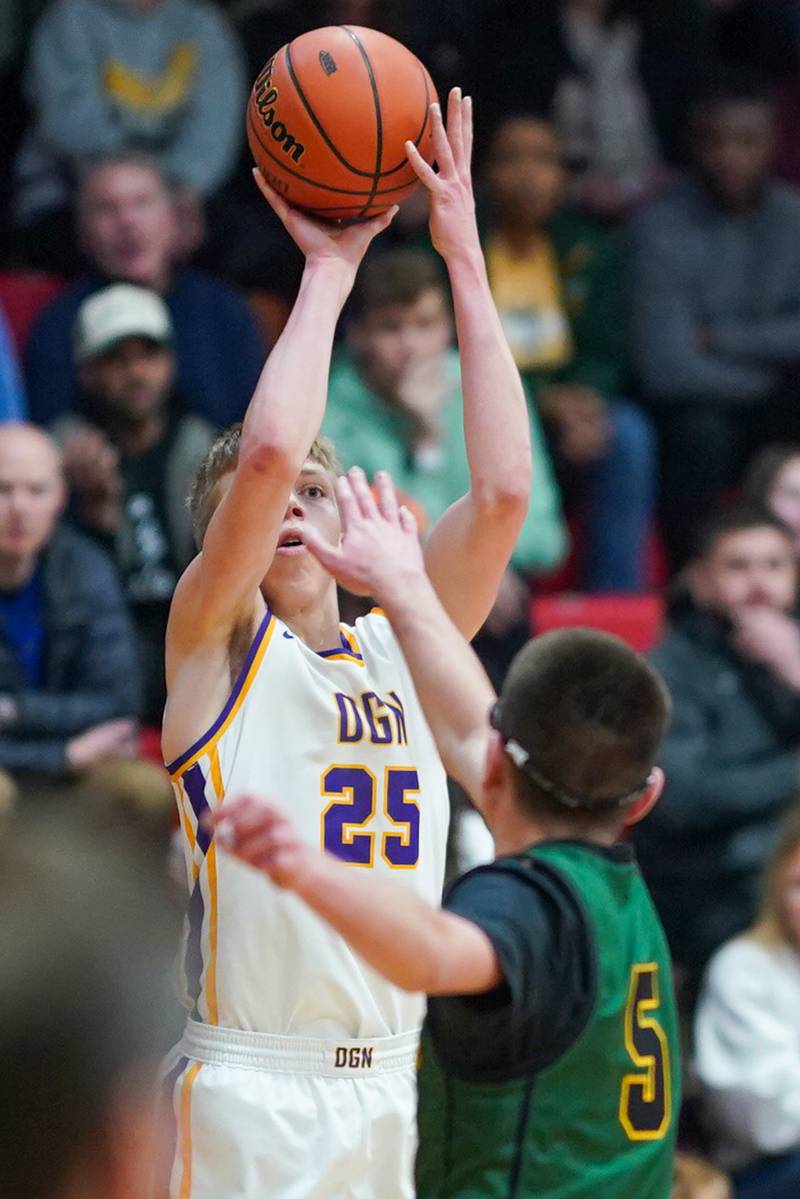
xmin=104 ymin=43 xmax=197 ymax=114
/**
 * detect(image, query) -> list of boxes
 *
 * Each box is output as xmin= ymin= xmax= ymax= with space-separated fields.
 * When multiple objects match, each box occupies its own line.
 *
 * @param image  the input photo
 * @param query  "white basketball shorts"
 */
xmin=166 ymin=1021 xmax=420 ymax=1198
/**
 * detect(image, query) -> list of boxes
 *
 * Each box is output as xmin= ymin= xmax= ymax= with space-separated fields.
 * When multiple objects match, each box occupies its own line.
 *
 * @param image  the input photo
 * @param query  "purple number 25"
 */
xmin=321 ymin=766 xmax=420 ymax=869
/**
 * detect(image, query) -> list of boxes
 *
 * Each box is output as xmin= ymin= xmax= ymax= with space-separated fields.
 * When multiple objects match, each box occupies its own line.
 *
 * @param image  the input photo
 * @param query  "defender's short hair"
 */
xmin=349 ymin=249 xmax=448 ymax=319
xmin=187 ymin=422 xmax=341 ymax=548
xmin=493 ymin=629 xmax=670 ymax=822
xmin=692 ymin=503 xmax=794 ymax=561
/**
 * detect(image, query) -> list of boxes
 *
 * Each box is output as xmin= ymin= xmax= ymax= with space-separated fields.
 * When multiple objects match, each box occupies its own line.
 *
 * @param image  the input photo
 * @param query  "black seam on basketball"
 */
xmin=284 ymin=41 xmax=375 ymax=179
xmin=376 ymin=63 xmax=432 ymax=176
xmin=248 ymin=106 xmax=384 ymax=196
xmin=341 ymin=27 xmax=383 ymax=218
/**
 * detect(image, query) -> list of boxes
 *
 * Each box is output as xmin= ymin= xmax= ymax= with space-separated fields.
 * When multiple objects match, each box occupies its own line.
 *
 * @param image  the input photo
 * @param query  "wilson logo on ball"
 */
xmin=253 ymin=57 xmax=306 ymax=163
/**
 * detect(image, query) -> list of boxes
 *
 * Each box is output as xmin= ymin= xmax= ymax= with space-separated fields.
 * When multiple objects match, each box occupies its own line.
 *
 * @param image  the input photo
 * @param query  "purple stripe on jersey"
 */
xmin=165 ymin=607 xmax=274 ymax=774
xmin=183 ymin=763 xmax=212 ymax=856
xmin=318 ymin=629 xmax=363 ymax=661
xmin=185 ymin=882 xmax=206 ymax=1020
xmin=160 ymin=1054 xmax=189 ymax=1170
xmin=162 ymin=1054 xmax=189 ymax=1105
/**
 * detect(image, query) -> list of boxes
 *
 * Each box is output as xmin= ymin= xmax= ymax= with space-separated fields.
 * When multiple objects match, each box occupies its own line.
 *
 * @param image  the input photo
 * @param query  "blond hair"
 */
xmin=750 ymin=804 xmax=800 ymax=948
xmin=187 ymin=423 xmax=340 ymax=548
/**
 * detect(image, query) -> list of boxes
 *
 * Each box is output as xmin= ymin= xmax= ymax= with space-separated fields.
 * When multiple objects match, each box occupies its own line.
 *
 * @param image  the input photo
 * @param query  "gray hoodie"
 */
xmin=15 ymin=0 xmax=246 ymax=223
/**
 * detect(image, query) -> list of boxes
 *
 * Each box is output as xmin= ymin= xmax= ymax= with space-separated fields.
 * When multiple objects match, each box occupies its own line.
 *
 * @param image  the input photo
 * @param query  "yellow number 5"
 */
xmin=619 ymin=963 xmax=672 ymax=1142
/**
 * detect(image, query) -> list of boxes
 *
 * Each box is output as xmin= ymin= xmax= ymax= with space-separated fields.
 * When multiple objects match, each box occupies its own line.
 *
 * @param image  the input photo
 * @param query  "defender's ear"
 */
xmin=624 ymin=766 xmax=664 ymax=829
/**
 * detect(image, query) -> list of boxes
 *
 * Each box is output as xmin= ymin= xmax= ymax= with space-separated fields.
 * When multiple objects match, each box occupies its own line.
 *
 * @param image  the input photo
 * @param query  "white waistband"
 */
xmin=180 ymin=1020 xmax=420 ymax=1077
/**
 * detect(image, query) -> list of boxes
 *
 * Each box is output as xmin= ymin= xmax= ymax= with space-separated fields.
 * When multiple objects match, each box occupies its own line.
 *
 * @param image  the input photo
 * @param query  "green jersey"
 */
xmin=416 ymin=841 xmax=680 ymax=1198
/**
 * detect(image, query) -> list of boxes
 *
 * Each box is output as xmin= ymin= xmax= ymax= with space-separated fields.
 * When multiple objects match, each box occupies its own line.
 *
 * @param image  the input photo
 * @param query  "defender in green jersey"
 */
xmin=210 ymin=470 xmax=680 ymax=1199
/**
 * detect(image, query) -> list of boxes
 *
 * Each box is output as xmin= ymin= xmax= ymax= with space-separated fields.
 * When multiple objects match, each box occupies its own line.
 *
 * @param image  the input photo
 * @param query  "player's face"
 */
xmin=694 ymin=527 xmax=798 ymax=618
xmin=349 ymin=289 xmax=452 ymax=396
xmin=769 ymin=458 xmax=800 ymax=547
xmin=262 ymin=462 xmax=341 ymax=605
xmin=693 ymin=102 xmax=775 ymax=211
xmin=486 ymin=119 xmax=564 ymax=228
xmin=779 ymin=844 xmax=800 ymax=947
xmin=79 ymin=165 xmax=177 ymax=288
xmin=0 ymin=432 xmax=64 ymax=563
xmin=79 ymin=338 xmax=175 ymax=422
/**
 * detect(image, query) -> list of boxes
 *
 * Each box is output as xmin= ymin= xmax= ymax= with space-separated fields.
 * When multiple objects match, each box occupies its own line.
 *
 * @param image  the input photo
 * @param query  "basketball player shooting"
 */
xmin=161 ymin=89 xmax=531 ymax=1198
xmin=210 ymin=468 xmax=680 ymax=1198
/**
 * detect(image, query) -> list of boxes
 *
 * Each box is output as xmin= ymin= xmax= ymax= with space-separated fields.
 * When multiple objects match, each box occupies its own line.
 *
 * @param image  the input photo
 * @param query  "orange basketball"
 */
xmin=246 ymin=26 xmax=437 ymax=222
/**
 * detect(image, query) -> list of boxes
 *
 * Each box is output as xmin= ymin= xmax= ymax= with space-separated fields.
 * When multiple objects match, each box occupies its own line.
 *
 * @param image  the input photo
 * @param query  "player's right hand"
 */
xmin=302 ymin=467 xmax=426 ymax=600
xmin=253 ymin=168 xmax=398 ymax=273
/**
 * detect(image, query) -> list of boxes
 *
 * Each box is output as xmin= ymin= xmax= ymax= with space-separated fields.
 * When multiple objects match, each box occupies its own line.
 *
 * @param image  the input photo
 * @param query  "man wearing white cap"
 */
xmin=54 ymin=283 xmax=215 ymax=725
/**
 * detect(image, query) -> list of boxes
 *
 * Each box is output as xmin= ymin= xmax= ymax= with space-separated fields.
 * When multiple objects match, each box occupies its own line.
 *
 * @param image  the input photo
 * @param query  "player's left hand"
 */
xmin=405 ymin=87 xmax=478 ymax=261
xmin=206 ymin=796 xmax=311 ymax=890
xmin=303 ymin=467 xmax=426 ymax=598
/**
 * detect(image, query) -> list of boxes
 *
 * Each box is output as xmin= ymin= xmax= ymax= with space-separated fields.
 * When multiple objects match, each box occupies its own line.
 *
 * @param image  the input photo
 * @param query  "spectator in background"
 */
xmin=743 ymin=443 xmax=800 ymax=555
xmin=24 ymin=151 xmax=265 ymax=428
xmin=1 ymin=810 xmax=181 ymax=1199
xmin=324 ymin=248 xmax=566 ymax=679
xmin=480 ymin=0 xmax=707 ymax=220
xmin=483 ymin=114 xmax=655 ymax=592
xmin=0 ymin=422 xmax=139 ymax=784
xmin=0 ymin=305 xmax=25 ymax=422
xmin=636 ymin=507 xmax=800 ymax=1001
xmin=695 ymin=804 xmax=800 ymax=1198
xmin=13 ymin=0 xmax=245 ymax=273
xmin=53 ymin=284 xmax=215 ymax=725
xmin=630 ymin=72 xmax=800 ymax=569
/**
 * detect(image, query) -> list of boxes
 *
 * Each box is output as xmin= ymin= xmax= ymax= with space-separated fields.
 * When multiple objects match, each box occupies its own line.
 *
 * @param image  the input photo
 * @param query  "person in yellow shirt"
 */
xmin=484 ymin=114 xmax=656 ymax=592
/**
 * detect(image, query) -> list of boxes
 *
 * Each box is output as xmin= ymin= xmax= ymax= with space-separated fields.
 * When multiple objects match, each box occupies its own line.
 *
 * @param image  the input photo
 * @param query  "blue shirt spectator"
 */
xmin=24 ymin=152 xmax=265 ymax=429
xmin=0 ymin=423 xmax=140 ymax=778
xmin=0 ymin=306 xmax=26 ymax=422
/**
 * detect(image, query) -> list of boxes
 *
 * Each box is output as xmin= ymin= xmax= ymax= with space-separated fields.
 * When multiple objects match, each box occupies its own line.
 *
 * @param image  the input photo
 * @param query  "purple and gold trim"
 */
xmin=166 ymin=607 xmax=276 ymax=777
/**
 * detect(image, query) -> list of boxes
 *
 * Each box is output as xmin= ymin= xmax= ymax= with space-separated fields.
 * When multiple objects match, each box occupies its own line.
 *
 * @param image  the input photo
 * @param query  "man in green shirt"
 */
xmin=324 ymin=249 xmax=567 ymax=578
xmin=211 ymin=469 xmax=681 ymax=1199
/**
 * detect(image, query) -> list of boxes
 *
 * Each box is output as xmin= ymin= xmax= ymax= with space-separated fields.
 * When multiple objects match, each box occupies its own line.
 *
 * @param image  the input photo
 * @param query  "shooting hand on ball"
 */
xmin=253 ymin=168 xmax=398 ymax=275
xmin=405 ymin=87 xmax=478 ymax=261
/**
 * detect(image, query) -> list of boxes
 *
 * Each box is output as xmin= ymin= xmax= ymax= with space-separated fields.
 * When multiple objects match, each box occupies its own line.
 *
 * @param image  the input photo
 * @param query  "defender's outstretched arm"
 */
xmin=304 ymin=469 xmax=495 ymax=805
xmin=208 ymin=797 xmax=502 ymax=996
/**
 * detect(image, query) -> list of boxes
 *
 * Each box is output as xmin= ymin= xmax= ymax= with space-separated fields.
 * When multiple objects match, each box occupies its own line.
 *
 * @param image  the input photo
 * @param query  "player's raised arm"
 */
xmin=208 ymin=797 xmax=502 ymax=996
xmin=406 ymin=91 xmax=531 ymax=639
xmin=304 ymin=469 xmax=495 ymax=804
xmin=170 ymin=174 xmax=397 ymax=644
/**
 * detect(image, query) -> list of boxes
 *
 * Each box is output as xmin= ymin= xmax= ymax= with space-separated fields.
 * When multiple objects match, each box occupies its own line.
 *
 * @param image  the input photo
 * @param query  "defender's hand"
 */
xmin=405 ymin=88 xmax=478 ymax=262
xmin=303 ymin=468 xmax=426 ymax=599
xmin=253 ymin=169 xmax=398 ymax=272
xmin=207 ymin=796 xmax=312 ymax=891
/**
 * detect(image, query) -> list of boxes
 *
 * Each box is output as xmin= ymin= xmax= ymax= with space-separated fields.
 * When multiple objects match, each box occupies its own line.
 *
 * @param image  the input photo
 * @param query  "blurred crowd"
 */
xmin=3 ymin=2 xmax=800 ymax=1196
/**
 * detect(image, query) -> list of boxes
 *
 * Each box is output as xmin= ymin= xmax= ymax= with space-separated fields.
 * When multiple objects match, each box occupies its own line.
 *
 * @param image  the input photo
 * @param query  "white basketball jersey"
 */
xmin=167 ymin=607 xmax=449 ymax=1038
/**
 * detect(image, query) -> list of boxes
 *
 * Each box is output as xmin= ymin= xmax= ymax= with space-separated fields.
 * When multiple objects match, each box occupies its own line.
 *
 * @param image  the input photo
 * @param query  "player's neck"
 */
xmin=270 ymin=586 xmax=341 ymax=652
xmin=492 ymin=808 xmax=619 ymax=857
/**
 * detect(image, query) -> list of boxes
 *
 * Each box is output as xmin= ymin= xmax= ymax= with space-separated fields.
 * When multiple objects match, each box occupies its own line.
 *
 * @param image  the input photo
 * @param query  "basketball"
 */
xmin=246 ymin=26 xmax=437 ymax=222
